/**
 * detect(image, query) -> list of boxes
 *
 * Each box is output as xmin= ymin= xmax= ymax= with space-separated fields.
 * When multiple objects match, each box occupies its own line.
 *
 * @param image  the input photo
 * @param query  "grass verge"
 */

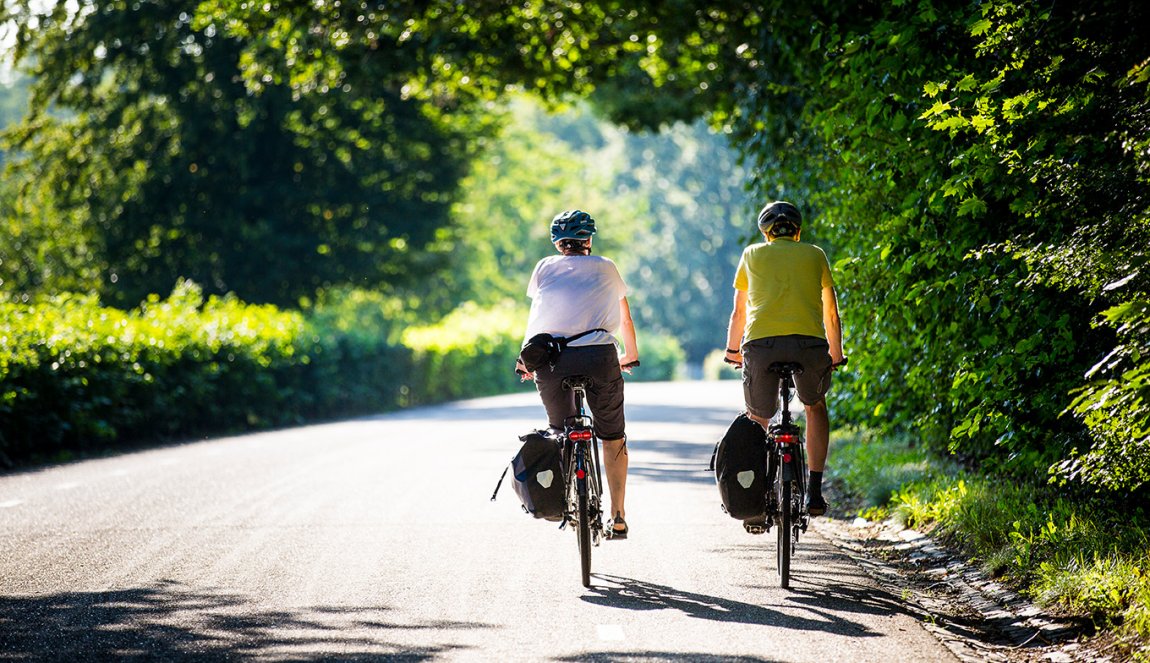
xmin=828 ymin=429 xmax=1150 ymax=659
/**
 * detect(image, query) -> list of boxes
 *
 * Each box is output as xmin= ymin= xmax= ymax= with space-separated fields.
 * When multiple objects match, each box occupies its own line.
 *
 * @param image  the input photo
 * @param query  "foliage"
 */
xmin=0 ymin=284 xmax=682 ymax=466
xmin=567 ymin=0 xmax=1150 ymax=491
xmin=0 ymin=283 xmax=414 ymax=465
xmin=832 ymin=433 xmax=1150 ymax=653
xmin=438 ymin=98 xmax=648 ymax=310
xmin=446 ymin=97 xmax=752 ymax=364
xmin=401 ymin=298 xmax=684 ymax=406
xmin=828 ymin=429 xmax=948 ymax=512
xmin=0 ymin=71 xmax=31 ymax=140
xmin=630 ymin=332 xmax=686 ymax=382
xmin=701 ymin=349 xmax=741 ymax=381
xmin=902 ymin=0 xmax=1150 ymax=489
xmin=401 ymin=301 xmax=533 ymax=405
xmin=4 ymin=0 xmax=1148 ymax=493
xmin=615 ymin=121 xmax=757 ymax=362
xmin=0 ymin=281 xmax=320 ymax=463
xmin=1 ymin=0 xmax=481 ymax=307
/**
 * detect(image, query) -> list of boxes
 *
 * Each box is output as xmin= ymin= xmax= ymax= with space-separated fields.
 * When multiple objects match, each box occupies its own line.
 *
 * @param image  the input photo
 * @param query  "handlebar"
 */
xmin=722 ymin=355 xmax=849 ymax=371
xmin=515 ymin=359 xmax=641 ymax=379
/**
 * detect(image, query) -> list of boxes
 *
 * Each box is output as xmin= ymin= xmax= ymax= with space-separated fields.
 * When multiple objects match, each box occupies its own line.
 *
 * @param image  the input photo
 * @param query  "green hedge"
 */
xmin=0 ymin=282 xmax=407 ymax=464
xmin=400 ymin=300 xmax=686 ymax=405
xmin=0 ymin=285 xmax=684 ymax=466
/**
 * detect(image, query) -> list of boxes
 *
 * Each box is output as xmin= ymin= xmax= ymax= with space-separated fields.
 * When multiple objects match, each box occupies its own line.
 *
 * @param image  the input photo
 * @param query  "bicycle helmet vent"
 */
xmin=757 ymin=201 xmax=802 ymax=237
xmin=550 ymin=209 xmax=597 ymax=243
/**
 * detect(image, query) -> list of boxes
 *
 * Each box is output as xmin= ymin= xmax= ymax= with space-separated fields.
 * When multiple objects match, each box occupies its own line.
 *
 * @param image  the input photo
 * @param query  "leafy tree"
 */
xmin=2 ymin=0 xmax=476 ymax=306
xmin=5 ymin=0 xmax=1147 ymax=492
xmin=437 ymin=98 xmax=647 ymax=311
xmin=615 ymin=121 xmax=757 ymax=363
xmin=444 ymin=98 xmax=754 ymax=363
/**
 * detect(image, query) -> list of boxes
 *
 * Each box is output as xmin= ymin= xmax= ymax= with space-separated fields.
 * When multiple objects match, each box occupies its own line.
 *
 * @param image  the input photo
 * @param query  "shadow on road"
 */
xmin=555 ymin=653 xmax=781 ymax=662
xmin=627 ymin=438 xmax=715 ymax=485
xmin=0 ymin=581 xmax=491 ymax=660
xmin=582 ymin=574 xmax=880 ymax=638
xmin=373 ymin=402 xmax=738 ymax=429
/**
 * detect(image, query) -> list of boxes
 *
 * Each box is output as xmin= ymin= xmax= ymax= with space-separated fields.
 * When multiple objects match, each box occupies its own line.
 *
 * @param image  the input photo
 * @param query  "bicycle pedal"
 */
xmin=743 ymin=521 xmax=769 ymax=535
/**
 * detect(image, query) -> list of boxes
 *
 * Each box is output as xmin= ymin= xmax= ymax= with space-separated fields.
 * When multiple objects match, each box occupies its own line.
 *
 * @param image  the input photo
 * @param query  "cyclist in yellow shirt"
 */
xmin=724 ymin=201 xmax=845 ymax=517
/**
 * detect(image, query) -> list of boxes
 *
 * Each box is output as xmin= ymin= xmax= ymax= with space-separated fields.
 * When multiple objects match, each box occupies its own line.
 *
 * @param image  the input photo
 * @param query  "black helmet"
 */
xmin=757 ymin=201 xmax=802 ymax=237
xmin=550 ymin=209 xmax=596 ymax=243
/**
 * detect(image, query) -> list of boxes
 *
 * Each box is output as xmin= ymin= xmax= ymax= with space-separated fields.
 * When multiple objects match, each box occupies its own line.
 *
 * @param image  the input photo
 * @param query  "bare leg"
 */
xmin=804 ymin=400 xmax=829 ymax=472
xmin=601 ymin=437 xmax=628 ymax=525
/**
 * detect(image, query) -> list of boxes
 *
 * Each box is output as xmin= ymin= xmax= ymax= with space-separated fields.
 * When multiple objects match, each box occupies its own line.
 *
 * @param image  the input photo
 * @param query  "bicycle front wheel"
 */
xmin=776 ymin=479 xmax=791 ymax=589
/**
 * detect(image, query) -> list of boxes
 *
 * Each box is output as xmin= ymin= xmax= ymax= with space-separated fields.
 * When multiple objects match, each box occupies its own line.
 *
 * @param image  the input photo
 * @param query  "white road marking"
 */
xmin=596 ymin=624 xmax=625 ymax=641
xmin=0 ymin=500 xmax=23 ymax=508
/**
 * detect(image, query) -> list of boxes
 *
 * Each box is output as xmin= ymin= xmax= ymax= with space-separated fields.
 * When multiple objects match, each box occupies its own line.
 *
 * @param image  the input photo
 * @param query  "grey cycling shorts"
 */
xmin=742 ymin=334 xmax=833 ymax=421
xmin=534 ymin=344 xmax=626 ymax=440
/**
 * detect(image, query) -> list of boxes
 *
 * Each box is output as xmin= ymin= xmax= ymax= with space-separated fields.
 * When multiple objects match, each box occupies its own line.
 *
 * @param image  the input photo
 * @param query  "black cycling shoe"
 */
xmin=743 ymin=514 xmax=768 ymax=534
xmin=806 ymin=494 xmax=828 ymax=517
xmin=606 ymin=513 xmax=628 ymax=540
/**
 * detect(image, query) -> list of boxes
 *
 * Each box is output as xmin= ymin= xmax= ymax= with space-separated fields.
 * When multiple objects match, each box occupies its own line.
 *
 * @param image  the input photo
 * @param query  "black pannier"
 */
xmin=509 ymin=430 xmax=566 ymax=521
xmin=710 ymin=413 xmax=770 ymax=520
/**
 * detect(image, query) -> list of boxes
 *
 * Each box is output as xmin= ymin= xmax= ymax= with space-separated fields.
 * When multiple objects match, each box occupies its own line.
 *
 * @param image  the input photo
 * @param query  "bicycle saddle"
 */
xmin=767 ymin=361 xmax=804 ymax=376
xmin=561 ymin=375 xmax=594 ymax=390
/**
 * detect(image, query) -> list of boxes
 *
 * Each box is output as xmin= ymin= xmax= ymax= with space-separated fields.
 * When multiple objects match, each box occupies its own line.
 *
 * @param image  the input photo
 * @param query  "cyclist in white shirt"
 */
xmin=516 ymin=210 xmax=639 ymax=539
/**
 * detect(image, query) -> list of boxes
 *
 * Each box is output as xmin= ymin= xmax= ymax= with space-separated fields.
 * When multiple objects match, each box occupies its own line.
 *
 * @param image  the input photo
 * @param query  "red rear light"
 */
xmin=776 ymin=433 xmax=799 ymax=444
xmin=570 ymin=430 xmax=593 ymax=442
xmin=782 ymin=453 xmax=793 ymax=464
xmin=576 ymin=469 xmax=586 ymax=479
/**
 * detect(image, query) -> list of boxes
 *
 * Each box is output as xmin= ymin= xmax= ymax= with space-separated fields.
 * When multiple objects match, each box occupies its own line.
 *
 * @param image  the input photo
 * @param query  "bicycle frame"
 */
xmin=772 ymin=372 xmax=809 ymax=496
xmin=765 ymin=363 xmax=809 ymax=589
xmin=560 ymin=379 xmax=604 ymax=587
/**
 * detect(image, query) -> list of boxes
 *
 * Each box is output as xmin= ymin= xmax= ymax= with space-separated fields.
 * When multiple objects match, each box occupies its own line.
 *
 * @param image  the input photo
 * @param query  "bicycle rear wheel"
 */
xmin=776 ymin=479 xmax=791 ymax=589
xmin=576 ymin=445 xmax=592 ymax=588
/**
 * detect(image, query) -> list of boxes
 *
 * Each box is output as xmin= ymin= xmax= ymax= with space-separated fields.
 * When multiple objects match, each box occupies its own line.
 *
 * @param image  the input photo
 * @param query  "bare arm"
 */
xmin=618 ymin=296 xmax=639 ymax=367
xmin=725 ymin=289 xmax=747 ymax=362
xmin=822 ymin=285 xmax=844 ymax=364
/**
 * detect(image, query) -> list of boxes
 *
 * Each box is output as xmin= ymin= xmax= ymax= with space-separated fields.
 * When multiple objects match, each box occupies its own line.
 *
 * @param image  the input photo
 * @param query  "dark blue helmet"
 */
xmin=550 ymin=209 xmax=597 ymax=243
xmin=757 ymin=201 xmax=802 ymax=237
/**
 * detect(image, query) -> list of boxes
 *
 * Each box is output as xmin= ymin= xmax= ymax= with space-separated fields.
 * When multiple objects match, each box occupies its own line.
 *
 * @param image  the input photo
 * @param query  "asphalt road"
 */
xmin=0 ymin=380 xmax=956 ymax=662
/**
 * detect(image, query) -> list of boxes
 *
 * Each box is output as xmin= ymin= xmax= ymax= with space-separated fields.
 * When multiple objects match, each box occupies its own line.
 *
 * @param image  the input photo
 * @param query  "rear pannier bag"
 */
xmin=510 ymin=431 xmax=565 ymax=521
xmin=711 ymin=413 xmax=770 ymax=520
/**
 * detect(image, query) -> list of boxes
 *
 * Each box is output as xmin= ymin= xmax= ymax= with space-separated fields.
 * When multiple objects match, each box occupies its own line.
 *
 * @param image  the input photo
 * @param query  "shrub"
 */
xmin=0 ymin=289 xmax=685 ymax=467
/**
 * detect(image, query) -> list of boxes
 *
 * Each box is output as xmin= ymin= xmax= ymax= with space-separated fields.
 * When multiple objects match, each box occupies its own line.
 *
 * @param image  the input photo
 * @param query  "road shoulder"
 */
xmin=816 ymin=517 xmax=1121 ymax=663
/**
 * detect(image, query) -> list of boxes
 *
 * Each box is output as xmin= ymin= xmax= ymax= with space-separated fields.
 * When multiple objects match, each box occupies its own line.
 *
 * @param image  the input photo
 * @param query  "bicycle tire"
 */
xmin=776 ymin=478 xmax=791 ymax=589
xmin=590 ymin=437 xmax=604 ymax=545
xmin=577 ymin=444 xmax=592 ymax=588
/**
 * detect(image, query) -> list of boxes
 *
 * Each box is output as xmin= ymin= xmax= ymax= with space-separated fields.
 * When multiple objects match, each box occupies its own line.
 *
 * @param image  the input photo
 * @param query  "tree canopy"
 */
xmin=2 ymin=0 xmax=1147 ymax=492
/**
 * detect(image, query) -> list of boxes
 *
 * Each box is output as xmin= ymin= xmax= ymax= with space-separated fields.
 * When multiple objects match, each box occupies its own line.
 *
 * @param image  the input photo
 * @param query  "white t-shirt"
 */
xmin=524 ymin=255 xmax=627 ymax=348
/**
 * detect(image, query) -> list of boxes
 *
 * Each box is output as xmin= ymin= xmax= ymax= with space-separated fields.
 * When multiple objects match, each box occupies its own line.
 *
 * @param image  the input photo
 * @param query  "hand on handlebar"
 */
xmin=514 ymin=360 xmax=534 ymax=382
xmin=723 ymin=347 xmax=743 ymax=369
xmin=621 ymin=358 xmax=640 ymax=374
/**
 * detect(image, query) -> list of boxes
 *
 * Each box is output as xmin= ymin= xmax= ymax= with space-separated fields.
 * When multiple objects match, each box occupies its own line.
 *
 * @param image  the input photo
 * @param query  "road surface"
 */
xmin=0 ymin=380 xmax=955 ymax=661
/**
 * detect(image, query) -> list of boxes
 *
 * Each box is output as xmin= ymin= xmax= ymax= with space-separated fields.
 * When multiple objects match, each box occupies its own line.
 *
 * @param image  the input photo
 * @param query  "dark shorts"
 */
xmin=742 ymin=335 xmax=833 ymax=421
xmin=534 ymin=344 xmax=626 ymax=440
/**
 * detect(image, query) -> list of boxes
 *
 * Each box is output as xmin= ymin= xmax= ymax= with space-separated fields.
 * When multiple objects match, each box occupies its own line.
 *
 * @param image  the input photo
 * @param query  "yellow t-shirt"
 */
xmin=734 ymin=237 xmax=834 ymax=342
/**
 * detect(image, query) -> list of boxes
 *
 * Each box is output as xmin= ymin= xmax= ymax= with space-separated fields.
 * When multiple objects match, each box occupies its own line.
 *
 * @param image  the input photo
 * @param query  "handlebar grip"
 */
xmin=622 ymin=360 xmax=641 ymax=369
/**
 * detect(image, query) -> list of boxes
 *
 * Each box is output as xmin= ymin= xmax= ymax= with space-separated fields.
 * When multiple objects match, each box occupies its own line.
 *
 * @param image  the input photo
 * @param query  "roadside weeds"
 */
xmin=818 ymin=516 xmax=1128 ymax=662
